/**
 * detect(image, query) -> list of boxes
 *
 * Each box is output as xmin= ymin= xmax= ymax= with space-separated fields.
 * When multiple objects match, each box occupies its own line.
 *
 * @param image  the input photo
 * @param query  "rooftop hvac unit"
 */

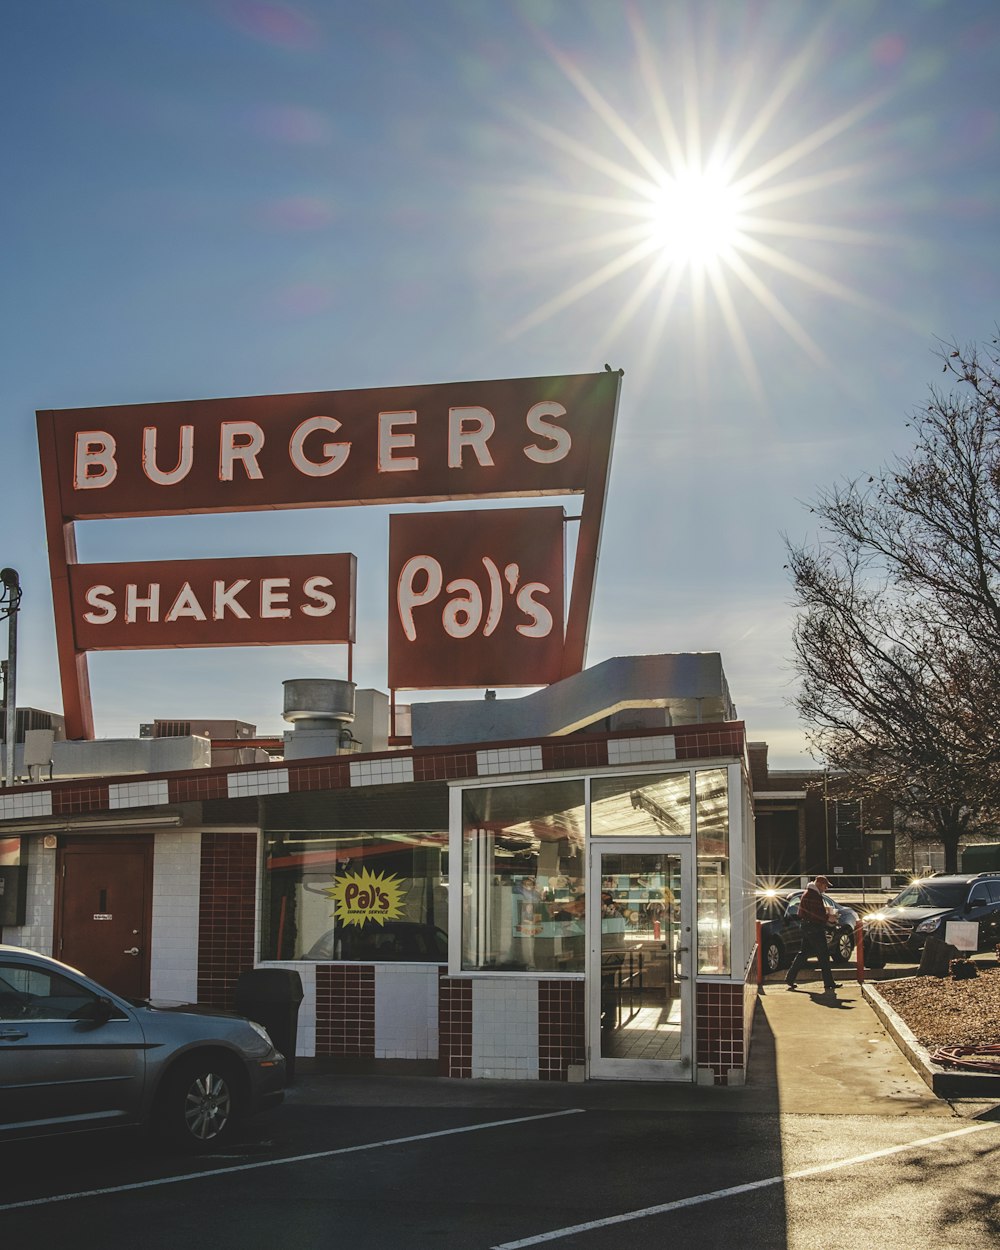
xmin=150 ymin=718 xmax=257 ymax=739
xmin=0 ymin=708 xmax=65 ymax=745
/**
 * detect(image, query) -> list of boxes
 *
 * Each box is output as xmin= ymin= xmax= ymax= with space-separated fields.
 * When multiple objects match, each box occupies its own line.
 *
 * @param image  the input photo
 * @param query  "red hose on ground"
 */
xmin=930 ymin=1043 xmax=1000 ymax=1073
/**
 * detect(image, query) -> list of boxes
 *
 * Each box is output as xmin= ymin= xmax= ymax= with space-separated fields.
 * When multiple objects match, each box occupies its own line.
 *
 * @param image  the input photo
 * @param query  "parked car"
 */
xmin=304 ymin=920 xmax=448 ymax=962
xmin=756 ymin=889 xmax=860 ymax=974
xmin=861 ymin=873 xmax=1000 ymax=966
xmin=0 ymin=945 xmax=285 ymax=1152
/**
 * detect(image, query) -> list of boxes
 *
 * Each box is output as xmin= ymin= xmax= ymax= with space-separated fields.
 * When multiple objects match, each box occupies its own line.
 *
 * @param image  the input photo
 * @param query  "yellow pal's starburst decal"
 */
xmin=323 ymin=870 xmax=406 ymax=928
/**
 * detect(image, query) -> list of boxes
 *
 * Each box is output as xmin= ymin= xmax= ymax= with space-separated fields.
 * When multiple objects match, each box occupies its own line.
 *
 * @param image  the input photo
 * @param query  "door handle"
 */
xmin=123 ymin=947 xmax=140 ymax=957
xmin=0 ymin=1030 xmax=28 ymax=1040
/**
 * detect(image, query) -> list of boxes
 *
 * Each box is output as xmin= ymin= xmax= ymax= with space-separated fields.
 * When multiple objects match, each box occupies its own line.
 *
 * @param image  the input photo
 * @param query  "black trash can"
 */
xmin=234 ymin=968 xmax=304 ymax=1081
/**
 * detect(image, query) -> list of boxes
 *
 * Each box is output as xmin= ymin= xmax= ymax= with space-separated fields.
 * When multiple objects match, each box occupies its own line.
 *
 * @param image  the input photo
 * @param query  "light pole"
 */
xmin=1 ymin=568 xmax=21 ymax=788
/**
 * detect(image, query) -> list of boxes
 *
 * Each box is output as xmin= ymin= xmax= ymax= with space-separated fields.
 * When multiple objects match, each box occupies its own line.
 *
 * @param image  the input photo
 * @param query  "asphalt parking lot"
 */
xmin=3 ymin=1020 xmax=999 ymax=1250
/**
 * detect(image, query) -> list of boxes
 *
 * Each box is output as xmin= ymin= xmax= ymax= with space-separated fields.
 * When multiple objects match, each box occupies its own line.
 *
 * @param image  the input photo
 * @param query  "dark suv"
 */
xmin=862 ymin=873 xmax=1000 ymax=966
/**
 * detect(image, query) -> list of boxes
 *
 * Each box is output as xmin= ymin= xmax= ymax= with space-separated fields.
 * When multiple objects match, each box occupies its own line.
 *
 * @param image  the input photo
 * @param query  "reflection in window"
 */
xmin=0 ymin=965 xmax=99 ymax=1020
xmin=696 ymin=768 xmax=730 ymax=974
xmin=262 ymin=831 xmax=448 ymax=961
xmin=462 ymin=780 xmax=586 ymax=972
xmin=590 ymin=772 xmax=691 ymax=837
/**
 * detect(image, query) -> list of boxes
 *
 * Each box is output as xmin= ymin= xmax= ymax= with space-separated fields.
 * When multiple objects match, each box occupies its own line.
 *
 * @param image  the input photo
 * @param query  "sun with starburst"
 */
xmin=502 ymin=11 xmax=896 ymax=400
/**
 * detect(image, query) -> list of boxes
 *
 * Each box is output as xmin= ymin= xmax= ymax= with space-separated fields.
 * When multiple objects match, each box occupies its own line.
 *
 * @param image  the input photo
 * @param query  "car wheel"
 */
xmin=764 ymin=939 xmax=783 ymax=974
xmin=862 ymin=940 xmax=886 ymax=970
xmin=832 ymin=928 xmax=854 ymax=964
xmin=157 ymin=1057 xmax=242 ymax=1153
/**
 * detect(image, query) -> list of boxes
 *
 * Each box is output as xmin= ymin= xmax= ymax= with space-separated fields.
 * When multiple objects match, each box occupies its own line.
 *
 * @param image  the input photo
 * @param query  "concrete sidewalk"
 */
xmin=750 ymin=974 xmax=952 ymax=1116
xmin=287 ymin=972 xmax=988 ymax=1118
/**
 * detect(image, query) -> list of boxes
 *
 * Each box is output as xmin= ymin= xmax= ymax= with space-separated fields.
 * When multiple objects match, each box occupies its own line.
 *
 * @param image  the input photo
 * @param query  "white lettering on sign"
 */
xmin=288 ymin=415 xmax=350 ymax=477
xmin=260 ymin=577 xmax=291 ymax=619
xmin=83 ymin=577 xmax=337 ymax=625
xmin=74 ymin=431 xmax=118 ymax=490
xmin=71 ymin=405 xmax=573 ymax=490
xmin=397 ymin=556 xmax=553 ymax=642
xmin=213 ymin=580 xmax=251 ymax=620
xmin=219 ymin=421 xmax=265 ymax=482
xmin=378 ymin=411 xmax=418 ymax=473
xmin=126 ymin=583 xmax=161 ymax=624
xmin=143 ymin=425 xmax=194 ymax=486
xmin=523 ymin=402 xmax=571 ymax=464
xmin=448 ymin=407 xmax=496 ymax=468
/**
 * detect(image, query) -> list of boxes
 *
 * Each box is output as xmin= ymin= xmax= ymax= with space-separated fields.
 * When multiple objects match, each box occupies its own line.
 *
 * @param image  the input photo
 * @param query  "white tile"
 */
xmin=476 ymin=746 xmax=543 ymax=777
xmin=226 ymin=768 xmax=289 ymax=798
xmin=0 ymin=791 xmax=53 ymax=820
xmin=350 ymin=757 xmax=414 ymax=787
xmin=109 ymin=778 xmax=170 ymax=810
xmin=374 ymin=965 xmax=439 ymax=1059
xmin=607 ymin=736 xmax=676 ymax=766
xmin=471 ymin=978 xmax=538 ymax=1076
xmin=149 ymin=830 xmax=200 ymax=1002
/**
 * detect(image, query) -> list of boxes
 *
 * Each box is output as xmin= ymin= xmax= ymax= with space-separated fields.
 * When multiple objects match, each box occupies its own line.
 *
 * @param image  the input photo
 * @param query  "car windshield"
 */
xmin=890 ymin=882 xmax=969 ymax=909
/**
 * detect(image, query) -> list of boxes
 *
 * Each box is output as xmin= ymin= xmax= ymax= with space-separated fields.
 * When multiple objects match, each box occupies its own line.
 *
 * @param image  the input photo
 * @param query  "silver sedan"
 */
xmin=0 ymin=945 xmax=285 ymax=1152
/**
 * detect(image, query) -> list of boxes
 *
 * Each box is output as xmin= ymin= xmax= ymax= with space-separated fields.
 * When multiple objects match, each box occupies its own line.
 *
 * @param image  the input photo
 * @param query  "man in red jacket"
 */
xmin=784 ymin=875 xmax=840 ymax=993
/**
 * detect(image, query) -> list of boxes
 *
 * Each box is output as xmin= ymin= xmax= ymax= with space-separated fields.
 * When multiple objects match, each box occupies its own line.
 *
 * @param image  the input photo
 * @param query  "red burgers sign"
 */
xmin=37 ymin=372 xmax=620 ymax=738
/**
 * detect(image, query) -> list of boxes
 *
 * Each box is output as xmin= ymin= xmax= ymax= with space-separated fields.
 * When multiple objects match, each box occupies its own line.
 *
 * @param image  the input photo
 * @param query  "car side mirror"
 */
xmin=79 ymin=996 xmax=115 ymax=1025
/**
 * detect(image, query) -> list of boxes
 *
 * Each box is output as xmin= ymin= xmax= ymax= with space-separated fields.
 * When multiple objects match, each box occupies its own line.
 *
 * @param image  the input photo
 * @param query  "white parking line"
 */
xmin=0 ymin=1108 xmax=584 ymax=1213
xmin=491 ymin=1120 xmax=999 ymax=1248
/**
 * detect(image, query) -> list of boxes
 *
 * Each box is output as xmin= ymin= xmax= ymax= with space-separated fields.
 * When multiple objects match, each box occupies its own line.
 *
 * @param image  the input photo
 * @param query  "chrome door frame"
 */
xmin=586 ymin=838 xmax=694 ymax=1081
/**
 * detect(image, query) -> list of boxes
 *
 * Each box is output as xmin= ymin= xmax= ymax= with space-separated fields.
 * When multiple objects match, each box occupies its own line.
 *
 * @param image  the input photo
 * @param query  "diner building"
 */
xmin=0 ymin=652 xmax=757 ymax=1086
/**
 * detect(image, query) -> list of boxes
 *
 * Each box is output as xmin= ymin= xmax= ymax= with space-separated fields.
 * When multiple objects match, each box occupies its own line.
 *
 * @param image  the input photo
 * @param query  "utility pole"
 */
xmin=1 ymin=568 xmax=21 ymax=788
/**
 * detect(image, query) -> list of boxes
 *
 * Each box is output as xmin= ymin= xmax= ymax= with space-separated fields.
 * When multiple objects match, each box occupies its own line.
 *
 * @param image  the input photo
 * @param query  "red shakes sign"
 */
xmin=68 ymin=553 xmax=356 ymax=650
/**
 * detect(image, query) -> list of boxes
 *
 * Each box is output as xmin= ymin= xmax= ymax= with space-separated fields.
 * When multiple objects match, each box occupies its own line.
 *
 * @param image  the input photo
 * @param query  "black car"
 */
xmin=756 ymin=889 xmax=860 ymax=975
xmin=861 ymin=873 xmax=1000 ymax=966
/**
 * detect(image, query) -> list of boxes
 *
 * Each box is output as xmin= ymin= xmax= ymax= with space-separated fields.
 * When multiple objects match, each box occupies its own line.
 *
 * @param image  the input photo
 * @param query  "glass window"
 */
xmin=590 ymin=772 xmax=692 ymax=836
xmin=0 ymin=965 xmax=103 ymax=1021
xmin=891 ymin=882 xmax=968 ymax=909
xmin=461 ymin=779 xmax=586 ymax=972
xmin=262 ymin=830 xmax=449 ymax=961
xmin=696 ymin=768 xmax=730 ymax=974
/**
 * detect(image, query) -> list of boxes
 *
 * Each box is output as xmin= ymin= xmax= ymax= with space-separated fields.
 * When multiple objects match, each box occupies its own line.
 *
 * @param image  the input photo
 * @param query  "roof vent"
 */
xmin=282 ymin=679 xmax=356 ymax=727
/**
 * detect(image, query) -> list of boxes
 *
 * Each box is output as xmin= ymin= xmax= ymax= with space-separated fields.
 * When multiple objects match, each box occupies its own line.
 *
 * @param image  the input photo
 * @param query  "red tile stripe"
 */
xmin=438 ymin=975 xmax=473 ymax=1078
xmin=538 ymin=980 xmax=585 ymax=1080
xmin=197 ymin=831 xmax=257 ymax=1009
xmin=315 ymin=964 xmax=376 ymax=1057
xmin=695 ymin=981 xmax=746 ymax=1086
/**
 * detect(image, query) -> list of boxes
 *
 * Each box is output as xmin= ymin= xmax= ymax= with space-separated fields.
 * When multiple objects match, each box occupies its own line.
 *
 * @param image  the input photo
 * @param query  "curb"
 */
xmin=862 ymin=980 xmax=1000 ymax=1098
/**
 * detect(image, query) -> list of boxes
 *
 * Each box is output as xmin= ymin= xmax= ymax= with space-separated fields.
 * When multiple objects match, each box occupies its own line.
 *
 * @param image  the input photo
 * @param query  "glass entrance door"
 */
xmin=587 ymin=842 xmax=692 ymax=1080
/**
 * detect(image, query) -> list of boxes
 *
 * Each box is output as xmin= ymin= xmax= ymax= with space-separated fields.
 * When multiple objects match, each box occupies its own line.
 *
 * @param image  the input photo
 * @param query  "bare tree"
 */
xmin=785 ymin=334 xmax=1000 ymax=872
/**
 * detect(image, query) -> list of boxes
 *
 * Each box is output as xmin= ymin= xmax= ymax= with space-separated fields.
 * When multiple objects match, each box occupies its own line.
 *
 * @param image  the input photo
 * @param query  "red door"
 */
xmin=56 ymin=837 xmax=153 ymax=998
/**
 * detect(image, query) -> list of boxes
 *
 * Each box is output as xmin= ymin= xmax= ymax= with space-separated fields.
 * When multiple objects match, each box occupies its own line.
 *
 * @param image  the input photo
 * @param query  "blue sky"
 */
xmin=2 ymin=0 xmax=998 ymax=766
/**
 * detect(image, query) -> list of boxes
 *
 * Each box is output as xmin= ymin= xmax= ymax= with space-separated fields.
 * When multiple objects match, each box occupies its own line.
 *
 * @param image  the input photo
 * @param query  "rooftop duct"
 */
xmin=281 ymin=679 xmax=358 ymax=760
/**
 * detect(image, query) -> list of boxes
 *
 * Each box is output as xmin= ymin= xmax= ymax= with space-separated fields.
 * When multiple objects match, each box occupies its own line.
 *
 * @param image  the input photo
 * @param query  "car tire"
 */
xmin=832 ymin=928 xmax=854 ymax=965
xmin=862 ymin=941 xmax=886 ymax=970
xmin=156 ymin=1056 xmax=243 ymax=1153
xmin=764 ymin=939 xmax=783 ymax=974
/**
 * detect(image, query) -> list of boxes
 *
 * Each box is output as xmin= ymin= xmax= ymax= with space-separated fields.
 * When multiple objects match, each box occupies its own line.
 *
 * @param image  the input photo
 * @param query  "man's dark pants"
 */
xmin=785 ymin=922 xmax=837 ymax=989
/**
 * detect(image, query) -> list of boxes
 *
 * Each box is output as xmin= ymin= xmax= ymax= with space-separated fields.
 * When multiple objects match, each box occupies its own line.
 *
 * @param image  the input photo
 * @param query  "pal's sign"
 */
xmin=37 ymin=373 xmax=620 ymax=738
